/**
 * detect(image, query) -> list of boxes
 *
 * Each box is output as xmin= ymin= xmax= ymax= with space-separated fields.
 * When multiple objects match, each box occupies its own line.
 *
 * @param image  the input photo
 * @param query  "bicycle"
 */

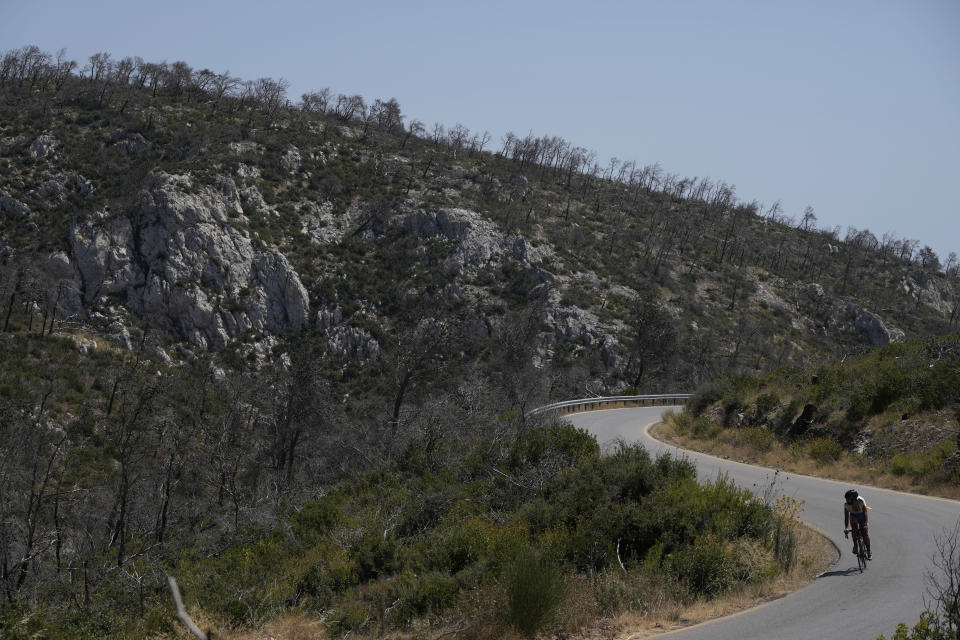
xmin=845 ymin=528 xmax=868 ymax=572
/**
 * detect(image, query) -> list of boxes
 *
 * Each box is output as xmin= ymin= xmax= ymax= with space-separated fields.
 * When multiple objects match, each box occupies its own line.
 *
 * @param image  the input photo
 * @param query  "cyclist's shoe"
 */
xmin=868 ymin=551 xmax=873 ymax=560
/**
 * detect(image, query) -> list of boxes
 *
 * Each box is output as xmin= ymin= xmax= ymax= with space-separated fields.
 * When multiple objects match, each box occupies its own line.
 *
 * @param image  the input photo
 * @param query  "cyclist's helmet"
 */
xmin=845 ymin=489 xmax=858 ymax=501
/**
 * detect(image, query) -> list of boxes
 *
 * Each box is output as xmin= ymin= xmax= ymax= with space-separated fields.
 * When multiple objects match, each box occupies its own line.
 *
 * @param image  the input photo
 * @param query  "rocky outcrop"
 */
xmin=29 ymin=134 xmax=58 ymax=158
xmin=902 ymin=270 xmax=957 ymax=317
xmin=298 ymin=201 xmax=340 ymax=244
xmin=0 ymin=191 xmax=30 ymax=218
xmin=541 ymin=286 xmax=621 ymax=368
xmin=111 ymin=132 xmax=151 ymax=156
xmin=228 ymin=141 xmax=264 ymax=157
xmin=399 ymin=207 xmax=553 ymax=274
xmin=35 ymin=172 xmax=94 ymax=206
xmin=326 ymin=325 xmax=380 ymax=363
xmin=281 ymin=146 xmax=302 ymax=172
xmin=846 ymin=304 xmax=904 ymax=346
xmin=69 ymin=172 xmax=310 ymax=348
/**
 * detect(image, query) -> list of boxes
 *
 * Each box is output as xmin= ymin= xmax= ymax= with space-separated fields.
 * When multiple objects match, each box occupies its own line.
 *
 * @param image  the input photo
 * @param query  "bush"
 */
xmin=754 ymin=392 xmax=780 ymax=417
xmin=691 ymin=417 xmax=720 ymax=439
xmin=671 ymin=411 xmax=693 ymax=435
xmin=387 ymin=571 xmax=460 ymax=625
xmin=503 ymin=546 xmax=566 ymax=637
xmin=725 ymin=427 xmax=775 ymax=452
xmin=890 ymin=441 xmax=957 ymax=480
xmin=594 ymin=571 xmax=634 ymax=615
xmin=688 ymin=385 xmax=722 ymax=417
xmin=670 ymin=535 xmax=735 ymax=597
xmin=290 ymin=497 xmax=341 ymax=542
xmin=721 ymin=394 xmax=744 ymax=427
xmin=806 ymin=438 xmax=843 ymax=463
xmin=325 ymin=602 xmax=373 ymax=636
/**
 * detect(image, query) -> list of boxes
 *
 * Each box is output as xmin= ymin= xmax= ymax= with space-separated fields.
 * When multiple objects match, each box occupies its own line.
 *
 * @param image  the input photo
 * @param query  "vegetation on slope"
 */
xmin=0 ymin=326 xmax=812 ymax=639
xmin=662 ymin=332 xmax=960 ymax=493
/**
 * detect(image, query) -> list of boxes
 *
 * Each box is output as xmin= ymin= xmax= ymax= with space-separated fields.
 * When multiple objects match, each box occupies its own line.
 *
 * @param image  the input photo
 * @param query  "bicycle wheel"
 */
xmin=855 ymin=537 xmax=866 ymax=572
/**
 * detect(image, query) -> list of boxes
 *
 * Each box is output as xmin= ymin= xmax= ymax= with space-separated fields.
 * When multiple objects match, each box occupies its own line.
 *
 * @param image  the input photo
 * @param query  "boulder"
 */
xmin=846 ymin=304 xmax=903 ymax=346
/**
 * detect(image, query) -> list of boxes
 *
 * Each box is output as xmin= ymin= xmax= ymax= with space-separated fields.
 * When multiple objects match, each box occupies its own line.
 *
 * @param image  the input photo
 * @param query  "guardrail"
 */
xmin=528 ymin=394 xmax=692 ymax=417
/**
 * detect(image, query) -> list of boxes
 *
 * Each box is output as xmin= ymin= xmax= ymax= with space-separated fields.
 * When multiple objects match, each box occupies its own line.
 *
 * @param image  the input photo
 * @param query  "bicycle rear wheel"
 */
xmin=855 ymin=537 xmax=866 ymax=572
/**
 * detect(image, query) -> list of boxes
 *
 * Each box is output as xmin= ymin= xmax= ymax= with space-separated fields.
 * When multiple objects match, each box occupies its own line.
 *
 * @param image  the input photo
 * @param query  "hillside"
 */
xmin=2 ymin=48 xmax=958 ymax=397
xmin=660 ymin=331 xmax=960 ymax=495
xmin=0 ymin=45 xmax=958 ymax=638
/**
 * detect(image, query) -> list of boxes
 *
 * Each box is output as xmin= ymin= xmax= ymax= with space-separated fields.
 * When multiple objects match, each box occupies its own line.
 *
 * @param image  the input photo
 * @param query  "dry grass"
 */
xmin=651 ymin=421 xmax=960 ymax=501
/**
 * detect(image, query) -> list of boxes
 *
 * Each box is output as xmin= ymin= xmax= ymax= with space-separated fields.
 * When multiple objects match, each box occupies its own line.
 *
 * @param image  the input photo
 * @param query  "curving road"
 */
xmin=566 ymin=406 xmax=960 ymax=640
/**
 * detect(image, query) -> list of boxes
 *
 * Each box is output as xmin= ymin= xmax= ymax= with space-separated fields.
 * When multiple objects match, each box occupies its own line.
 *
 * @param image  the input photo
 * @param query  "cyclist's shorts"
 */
xmin=851 ymin=512 xmax=866 ymax=525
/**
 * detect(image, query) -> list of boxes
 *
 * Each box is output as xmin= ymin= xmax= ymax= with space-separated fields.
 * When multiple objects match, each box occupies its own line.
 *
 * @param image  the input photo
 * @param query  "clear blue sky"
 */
xmin=2 ymin=0 xmax=958 ymax=261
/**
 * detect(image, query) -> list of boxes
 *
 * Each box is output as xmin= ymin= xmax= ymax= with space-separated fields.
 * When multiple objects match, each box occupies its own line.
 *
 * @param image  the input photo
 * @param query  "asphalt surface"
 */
xmin=566 ymin=406 xmax=960 ymax=640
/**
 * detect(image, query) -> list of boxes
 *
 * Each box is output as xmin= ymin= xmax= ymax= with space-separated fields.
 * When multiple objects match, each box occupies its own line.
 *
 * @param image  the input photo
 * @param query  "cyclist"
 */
xmin=843 ymin=489 xmax=872 ymax=560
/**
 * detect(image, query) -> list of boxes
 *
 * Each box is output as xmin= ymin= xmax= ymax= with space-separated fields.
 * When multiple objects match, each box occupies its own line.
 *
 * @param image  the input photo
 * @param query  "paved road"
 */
xmin=566 ymin=406 xmax=960 ymax=640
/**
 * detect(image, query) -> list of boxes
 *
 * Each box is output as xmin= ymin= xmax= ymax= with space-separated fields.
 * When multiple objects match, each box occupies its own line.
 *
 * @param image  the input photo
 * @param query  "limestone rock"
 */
xmin=237 ymin=163 xmax=261 ymax=180
xmin=39 ymin=179 xmax=66 ymax=203
xmin=399 ymin=207 xmax=553 ymax=274
xmin=112 ymin=133 xmax=151 ymax=155
xmin=316 ymin=306 xmax=344 ymax=329
xmin=75 ymin=174 xmax=94 ymax=198
xmin=69 ymin=172 xmax=310 ymax=348
xmin=846 ymin=304 xmax=903 ymax=346
xmin=240 ymin=184 xmax=275 ymax=216
xmin=30 ymin=134 xmax=58 ymax=158
xmin=281 ymin=146 xmax=302 ymax=172
xmin=902 ymin=271 xmax=957 ymax=316
xmin=0 ymin=191 xmax=31 ymax=218
xmin=298 ymin=201 xmax=340 ymax=244
xmin=326 ymin=325 xmax=380 ymax=363
xmin=228 ymin=141 xmax=264 ymax=157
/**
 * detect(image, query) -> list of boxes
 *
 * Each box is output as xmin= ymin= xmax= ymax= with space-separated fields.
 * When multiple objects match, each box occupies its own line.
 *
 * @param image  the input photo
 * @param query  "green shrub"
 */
xmin=806 ymin=438 xmax=843 ymax=463
xmin=387 ymin=571 xmax=460 ymax=624
xmin=325 ymin=601 xmax=373 ymax=636
xmin=725 ymin=427 xmax=775 ymax=452
xmin=297 ymin=553 xmax=358 ymax=606
xmin=688 ymin=385 xmax=722 ymax=417
xmin=503 ymin=546 xmax=566 ymax=637
xmin=351 ymin=533 xmax=401 ymax=583
xmin=290 ymin=496 xmax=342 ymax=542
xmin=670 ymin=535 xmax=734 ymax=597
xmin=721 ymin=394 xmax=744 ymax=427
xmin=754 ymin=392 xmax=780 ymax=417
xmin=890 ymin=441 xmax=957 ymax=480
xmin=691 ymin=417 xmax=720 ymax=439
xmin=671 ymin=411 xmax=693 ymax=435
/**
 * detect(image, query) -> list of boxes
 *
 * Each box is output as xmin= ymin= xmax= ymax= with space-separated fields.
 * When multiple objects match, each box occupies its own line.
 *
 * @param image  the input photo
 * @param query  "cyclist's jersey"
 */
xmin=844 ymin=496 xmax=868 ymax=524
